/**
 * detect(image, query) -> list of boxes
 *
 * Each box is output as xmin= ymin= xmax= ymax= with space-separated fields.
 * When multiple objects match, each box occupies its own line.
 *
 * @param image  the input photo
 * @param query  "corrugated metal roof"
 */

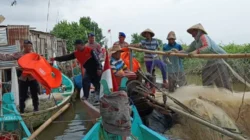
xmin=7 ymin=25 xmax=29 ymax=50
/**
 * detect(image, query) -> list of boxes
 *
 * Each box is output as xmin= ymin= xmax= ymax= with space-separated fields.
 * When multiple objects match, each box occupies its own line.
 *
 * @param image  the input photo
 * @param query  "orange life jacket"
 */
xmin=74 ymin=47 xmax=93 ymax=66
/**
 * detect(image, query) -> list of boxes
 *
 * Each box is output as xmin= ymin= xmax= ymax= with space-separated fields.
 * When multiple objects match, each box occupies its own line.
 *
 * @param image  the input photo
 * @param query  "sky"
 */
xmin=1 ymin=0 xmax=250 ymax=47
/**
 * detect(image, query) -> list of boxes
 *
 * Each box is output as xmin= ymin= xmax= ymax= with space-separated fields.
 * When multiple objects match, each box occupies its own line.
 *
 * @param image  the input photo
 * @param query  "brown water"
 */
xmin=37 ymin=99 xmax=93 ymax=140
xmin=38 ymin=74 xmax=249 ymax=140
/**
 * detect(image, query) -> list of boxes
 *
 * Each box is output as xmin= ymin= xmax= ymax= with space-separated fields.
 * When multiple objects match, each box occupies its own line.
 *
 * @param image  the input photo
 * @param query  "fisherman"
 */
xmin=0 ymin=40 xmax=39 ymax=113
xmin=85 ymin=33 xmax=103 ymax=59
xmin=134 ymin=29 xmax=168 ymax=88
xmin=109 ymin=45 xmax=128 ymax=76
xmin=163 ymin=31 xmax=187 ymax=92
xmin=186 ymin=23 xmax=232 ymax=91
xmin=113 ymin=32 xmax=129 ymax=48
xmin=51 ymin=39 xmax=102 ymax=101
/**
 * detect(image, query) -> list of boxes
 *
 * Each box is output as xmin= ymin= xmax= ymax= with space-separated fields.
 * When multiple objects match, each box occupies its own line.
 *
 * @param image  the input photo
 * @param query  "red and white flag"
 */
xmin=99 ymin=51 xmax=118 ymax=98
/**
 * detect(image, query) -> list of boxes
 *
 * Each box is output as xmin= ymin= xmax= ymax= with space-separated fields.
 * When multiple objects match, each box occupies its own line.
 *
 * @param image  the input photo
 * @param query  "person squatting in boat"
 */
xmin=185 ymin=23 xmax=232 ymax=91
xmin=163 ymin=31 xmax=187 ymax=92
xmin=134 ymin=29 xmax=169 ymax=88
xmin=109 ymin=45 xmax=129 ymax=76
xmin=0 ymin=40 xmax=39 ymax=113
xmin=51 ymin=39 xmax=103 ymax=101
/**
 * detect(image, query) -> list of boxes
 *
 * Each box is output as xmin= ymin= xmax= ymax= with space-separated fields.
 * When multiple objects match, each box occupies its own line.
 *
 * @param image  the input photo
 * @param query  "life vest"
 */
xmin=74 ymin=47 xmax=93 ymax=66
xmin=18 ymin=53 xmax=62 ymax=94
xmin=121 ymin=47 xmax=140 ymax=72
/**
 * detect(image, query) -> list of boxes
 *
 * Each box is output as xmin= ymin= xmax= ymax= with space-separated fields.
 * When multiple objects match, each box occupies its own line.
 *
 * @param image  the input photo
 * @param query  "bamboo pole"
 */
xmin=168 ymin=106 xmax=247 ymax=140
xmin=28 ymin=103 xmax=70 ymax=140
xmin=134 ymin=88 xmax=247 ymax=140
xmin=128 ymin=47 xmax=250 ymax=59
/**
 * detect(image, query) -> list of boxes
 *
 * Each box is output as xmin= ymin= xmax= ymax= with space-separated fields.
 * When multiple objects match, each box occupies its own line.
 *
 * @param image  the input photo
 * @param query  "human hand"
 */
xmin=171 ymin=48 xmax=179 ymax=53
xmin=50 ymin=57 xmax=55 ymax=62
xmin=97 ymin=70 xmax=102 ymax=76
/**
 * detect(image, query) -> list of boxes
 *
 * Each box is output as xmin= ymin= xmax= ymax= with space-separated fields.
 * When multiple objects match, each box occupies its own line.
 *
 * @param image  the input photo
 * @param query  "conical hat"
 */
xmin=141 ymin=28 xmax=155 ymax=37
xmin=0 ymin=15 xmax=5 ymax=24
xmin=167 ymin=31 xmax=176 ymax=40
xmin=187 ymin=23 xmax=207 ymax=34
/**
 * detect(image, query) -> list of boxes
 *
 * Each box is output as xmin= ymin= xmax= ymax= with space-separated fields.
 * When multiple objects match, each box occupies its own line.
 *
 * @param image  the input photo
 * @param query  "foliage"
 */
xmin=51 ymin=17 xmax=104 ymax=52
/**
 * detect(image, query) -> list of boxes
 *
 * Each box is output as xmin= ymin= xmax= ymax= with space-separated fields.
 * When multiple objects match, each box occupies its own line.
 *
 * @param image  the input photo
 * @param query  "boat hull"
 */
xmin=21 ymin=74 xmax=75 ymax=128
xmin=81 ymin=99 xmax=168 ymax=140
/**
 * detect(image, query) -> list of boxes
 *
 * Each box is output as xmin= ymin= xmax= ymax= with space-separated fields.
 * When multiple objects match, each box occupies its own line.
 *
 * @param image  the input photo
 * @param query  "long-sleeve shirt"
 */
xmin=0 ymin=52 xmax=35 ymax=81
xmin=110 ymin=57 xmax=127 ymax=74
xmin=54 ymin=50 xmax=102 ymax=76
xmin=186 ymin=34 xmax=226 ymax=54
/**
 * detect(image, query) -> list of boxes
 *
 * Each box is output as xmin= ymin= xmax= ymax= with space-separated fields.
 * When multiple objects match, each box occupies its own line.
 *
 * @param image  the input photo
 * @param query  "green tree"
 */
xmin=51 ymin=17 xmax=104 ymax=52
xmin=130 ymin=33 xmax=163 ymax=63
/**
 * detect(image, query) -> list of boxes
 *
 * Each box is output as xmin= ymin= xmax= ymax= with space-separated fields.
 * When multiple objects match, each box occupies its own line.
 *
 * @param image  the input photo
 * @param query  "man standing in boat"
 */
xmin=113 ymin=32 xmax=129 ymax=48
xmin=163 ymin=31 xmax=187 ymax=92
xmin=133 ymin=29 xmax=168 ymax=88
xmin=51 ymin=40 xmax=102 ymax=101
xmin=0 ymin=40 xmax=39 ymax=113
xmin=186 ymin=23 xmax=232 ymax=91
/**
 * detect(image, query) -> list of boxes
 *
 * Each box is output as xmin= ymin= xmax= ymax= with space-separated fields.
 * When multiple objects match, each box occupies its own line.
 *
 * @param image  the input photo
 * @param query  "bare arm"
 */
xmin=0 ymin=52 xmax=23 ymax=61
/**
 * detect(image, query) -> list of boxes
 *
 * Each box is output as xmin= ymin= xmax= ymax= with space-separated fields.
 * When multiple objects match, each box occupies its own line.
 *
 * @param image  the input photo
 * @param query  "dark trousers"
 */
xmin=19 ymin=80 xmax=39 ymax=113
xmin=82 ymin=73 xmax=101 ymax=99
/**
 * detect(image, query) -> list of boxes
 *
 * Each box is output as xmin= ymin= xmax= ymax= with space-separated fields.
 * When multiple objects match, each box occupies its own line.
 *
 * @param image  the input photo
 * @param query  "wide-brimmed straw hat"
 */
xmin=109 ymin=45 xmax=124 ymax=54
xmin=187 ymin=23 xmax=207 ymax=34
xmin=167 ymin=31 xmax=176 ymax=40
xmin=141 ymin=28 xmax=155 ymax=37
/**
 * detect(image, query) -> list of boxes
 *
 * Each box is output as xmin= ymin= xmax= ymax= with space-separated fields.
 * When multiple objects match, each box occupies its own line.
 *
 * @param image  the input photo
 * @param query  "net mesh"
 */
xmin=147 ymin=56 xmax=250 ymax=140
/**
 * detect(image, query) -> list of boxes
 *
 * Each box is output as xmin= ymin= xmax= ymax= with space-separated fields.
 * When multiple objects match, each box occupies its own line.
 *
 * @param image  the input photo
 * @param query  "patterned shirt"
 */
xmin=85 ymin=42 xmax=102 ymax=55
xmin=114 ymin=41 xmax=129 ymax=48
xmin=140 ymin=39 xmax=159 ymax=61
xmin=110 ymin=57 xmax=127 ymax=74
xmin=0 ymin=52 xmax=35 ymax=81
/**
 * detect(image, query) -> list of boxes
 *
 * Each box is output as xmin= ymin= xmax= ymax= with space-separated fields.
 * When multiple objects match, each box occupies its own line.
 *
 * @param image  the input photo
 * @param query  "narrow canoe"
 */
xmin=81 ymin=99 xmax=168 ymax=140
xmin=21 ymin=73 xmax=75 ymax=128
xmin=1 ymin=92 xmax=31 ymax=140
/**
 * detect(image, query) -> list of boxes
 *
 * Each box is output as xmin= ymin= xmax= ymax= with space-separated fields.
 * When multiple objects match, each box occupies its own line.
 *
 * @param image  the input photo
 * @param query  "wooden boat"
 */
xmin=21 ymin=73 xmax=74 ymax=128
xmin=0 ymin=67 xmax=31 ymax=140
xmin=81 ymin=97 xmax=168 ymax=140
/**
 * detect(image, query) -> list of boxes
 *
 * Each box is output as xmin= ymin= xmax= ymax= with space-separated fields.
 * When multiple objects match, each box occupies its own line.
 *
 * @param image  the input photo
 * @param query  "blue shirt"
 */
xmin=140 ymin=39 xmax=159 ymax=61
xmin=110 ymin=57 xmax=127 ymax=74
xmin=163 ymin=43 xmax=184 ymax=73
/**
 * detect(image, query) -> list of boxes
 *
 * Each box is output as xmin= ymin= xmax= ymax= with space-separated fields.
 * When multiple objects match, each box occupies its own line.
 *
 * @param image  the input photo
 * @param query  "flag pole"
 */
xmin=110 ymin=30 xmax=112 ymax=47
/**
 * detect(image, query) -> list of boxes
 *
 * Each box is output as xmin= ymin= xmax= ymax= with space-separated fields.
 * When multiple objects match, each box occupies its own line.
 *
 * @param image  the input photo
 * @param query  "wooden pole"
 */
xmin=128 ymin=47 xmax=250 ymax=59
xmin=28 ymin=103 xmax=70 ymax=140
xmin=134 ymin=89 xmax=247 ymax=140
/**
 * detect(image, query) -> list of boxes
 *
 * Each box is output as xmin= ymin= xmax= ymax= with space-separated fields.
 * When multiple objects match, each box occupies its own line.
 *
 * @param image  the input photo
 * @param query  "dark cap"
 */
xmin=24 ymin=40 xmax=32 ymax=45
xmin=119 ymin=32 xmax=126 ymax=37
xmin=88 ymin=33 xmax=95 ymax=37
xmin=74 ymin=39 xmax=84 ymax=45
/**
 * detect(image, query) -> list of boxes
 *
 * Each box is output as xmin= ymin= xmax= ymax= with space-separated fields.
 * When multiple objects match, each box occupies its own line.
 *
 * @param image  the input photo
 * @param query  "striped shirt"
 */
xmin=140 ymin=39 xmax=159 ymax=61
xmin=110 ymin=57 xmax=127 ymax=74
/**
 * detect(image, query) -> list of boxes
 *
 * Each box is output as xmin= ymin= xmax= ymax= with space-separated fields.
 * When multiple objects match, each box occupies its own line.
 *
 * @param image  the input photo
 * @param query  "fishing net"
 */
xmin=24 ymin=93 xmax=63 ymax=112
xmin=151 ymin=56 xmax=250 ymax=140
